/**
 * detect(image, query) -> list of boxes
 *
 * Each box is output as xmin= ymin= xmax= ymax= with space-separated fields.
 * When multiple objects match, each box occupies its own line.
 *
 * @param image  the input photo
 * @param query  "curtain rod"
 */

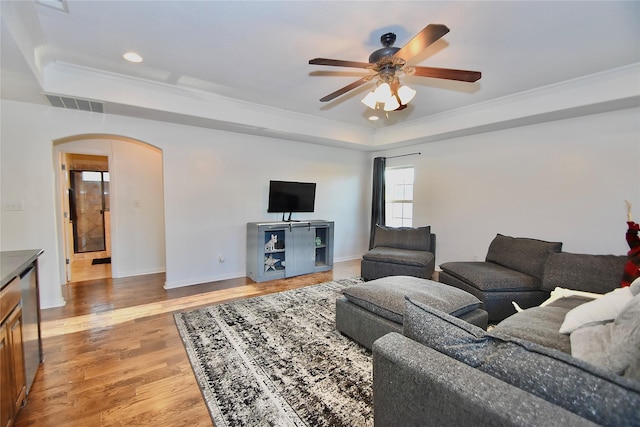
xmin=386 ymin=152 xmax=421 ymax=159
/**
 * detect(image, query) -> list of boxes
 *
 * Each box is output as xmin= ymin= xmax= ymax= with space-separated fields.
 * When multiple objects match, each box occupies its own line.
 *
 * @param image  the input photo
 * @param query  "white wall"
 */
xmin=0 ymin=100 xmax=371 ymax=308
xmin=160 ymin=125 xmax=371 ymax=288
xmin=378 ymin=107 xmax=640 ymax=267
xmin=53 ymin=137 xmax=166 ymax=280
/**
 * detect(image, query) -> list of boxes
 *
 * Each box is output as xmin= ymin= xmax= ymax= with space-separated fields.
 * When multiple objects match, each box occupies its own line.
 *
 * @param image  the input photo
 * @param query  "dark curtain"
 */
xmin=369 ymin=157 xmax=386 ymax=249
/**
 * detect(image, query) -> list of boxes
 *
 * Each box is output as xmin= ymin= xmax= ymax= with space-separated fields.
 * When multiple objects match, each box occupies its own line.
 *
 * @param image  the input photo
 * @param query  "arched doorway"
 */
xmin=53 ymin=134 xmax=166 ymax=283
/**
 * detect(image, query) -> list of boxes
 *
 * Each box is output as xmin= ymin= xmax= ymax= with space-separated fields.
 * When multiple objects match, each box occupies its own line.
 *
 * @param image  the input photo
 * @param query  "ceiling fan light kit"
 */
xmin=361 ymin=92 xmax=378 ymax=109
xmin=309 ymin=24 xmax=481 ymax=118
xmin=397 ymin=85 xmax=416 ymax=104
xmin=383 ymin=97 xmax=400 ymax=112
xmin=360 ymin=79 xmax=416 ymax=111
xmin=374 ymin=83 xmax=392 ymax=102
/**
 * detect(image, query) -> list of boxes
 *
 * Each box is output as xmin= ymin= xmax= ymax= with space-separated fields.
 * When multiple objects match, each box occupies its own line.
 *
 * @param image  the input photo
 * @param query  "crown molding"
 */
xmin=40 ymin=61 xmax=639 ymax=150
xmin=42 ymin=61 xmax=374 ymax=148
xmin=373 ymin=63 xmax=640 ymax=148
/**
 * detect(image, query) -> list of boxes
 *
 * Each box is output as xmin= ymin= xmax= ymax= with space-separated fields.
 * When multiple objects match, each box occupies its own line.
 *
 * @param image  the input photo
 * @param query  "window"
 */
xmin=385 ymin=166 xmax=414 ymax=227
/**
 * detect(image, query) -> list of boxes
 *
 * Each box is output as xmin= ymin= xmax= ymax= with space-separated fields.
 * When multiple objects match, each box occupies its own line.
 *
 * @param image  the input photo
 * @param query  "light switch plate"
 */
xmin=2 ymin=201 xmax=24 ymax=211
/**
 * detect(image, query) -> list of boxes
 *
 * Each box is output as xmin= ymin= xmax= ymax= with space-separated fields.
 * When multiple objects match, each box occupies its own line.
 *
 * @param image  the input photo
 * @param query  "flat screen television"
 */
xmin=268 ymin=180 xmax=316 ymax=221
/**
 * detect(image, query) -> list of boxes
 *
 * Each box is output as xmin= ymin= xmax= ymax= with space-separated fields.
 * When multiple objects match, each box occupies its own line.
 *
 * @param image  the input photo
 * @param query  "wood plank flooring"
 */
xmin=69 ymin=257 xmax=112 ymax=282
xmin=14 ymin=260 xmax=361 ymax=426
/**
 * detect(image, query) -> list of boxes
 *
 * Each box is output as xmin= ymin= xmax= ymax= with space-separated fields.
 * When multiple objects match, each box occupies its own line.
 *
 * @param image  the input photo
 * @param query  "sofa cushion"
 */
xmin=560 ymin=286 xmax=634 ymax=334
xmin=485 ymin=234 xmax=562 ymax=279
xmin=541 ymin=251 xmax=627 ymax=293
xmin=439 ymin=261 xmax=540 ymax=291
xmin=540 ymin=286 xmax=603 ymax=307
xmin=362 ymin=247 xmax=433 ymax=267
xmin=403 ymin=296 xmax=640 ymax=426
xmin=373 ymin=225 xmax=431 ymax=251
xmin=544 ymin=293 xmax=596 ymax=310
xmin=570 ymin=293 xmax=640 ymax=380
xmin=342 ymin=276 xmax=481 ymax=324
xmin=492 ymin=306 xmax=574 ymax=354
xmin=493 ymin=296 xmax=597 ymax=354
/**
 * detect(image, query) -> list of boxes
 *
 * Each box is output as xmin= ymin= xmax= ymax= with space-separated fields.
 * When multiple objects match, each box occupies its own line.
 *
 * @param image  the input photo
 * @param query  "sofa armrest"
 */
xmin=372 ymin=333 xmax=595 ymax=427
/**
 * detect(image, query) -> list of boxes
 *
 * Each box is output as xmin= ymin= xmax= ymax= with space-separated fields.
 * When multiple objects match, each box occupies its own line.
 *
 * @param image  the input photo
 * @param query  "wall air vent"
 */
xmin=45 ymin=94 xmax=104 ymax=113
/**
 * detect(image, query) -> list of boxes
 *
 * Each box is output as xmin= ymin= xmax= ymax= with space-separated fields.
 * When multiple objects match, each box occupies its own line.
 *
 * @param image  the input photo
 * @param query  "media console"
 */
xmin=246 ymin=220 xmax=334 ymax=282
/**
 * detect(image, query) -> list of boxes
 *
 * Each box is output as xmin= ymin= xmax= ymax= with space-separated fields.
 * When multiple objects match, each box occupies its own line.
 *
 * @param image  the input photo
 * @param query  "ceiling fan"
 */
xmin=309 ymin=24 xmax=481 ymax=111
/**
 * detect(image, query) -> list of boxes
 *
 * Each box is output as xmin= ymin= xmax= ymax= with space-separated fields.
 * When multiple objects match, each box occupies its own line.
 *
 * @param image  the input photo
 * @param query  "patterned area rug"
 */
xmin=174 ymin=278 xmax=373 ymax=427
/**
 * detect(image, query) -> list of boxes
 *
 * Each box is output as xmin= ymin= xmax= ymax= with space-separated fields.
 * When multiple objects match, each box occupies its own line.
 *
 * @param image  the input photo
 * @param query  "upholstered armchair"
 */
xmin=361 ymin=225 xmax=436 ymax=281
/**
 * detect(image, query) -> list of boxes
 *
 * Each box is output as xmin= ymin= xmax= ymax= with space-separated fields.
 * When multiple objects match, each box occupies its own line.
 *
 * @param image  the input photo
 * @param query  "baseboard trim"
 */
xmin=113 ymin=267 xmax=166 ymax=279
xmin=164 ymin=271 xmax=245 ymax=290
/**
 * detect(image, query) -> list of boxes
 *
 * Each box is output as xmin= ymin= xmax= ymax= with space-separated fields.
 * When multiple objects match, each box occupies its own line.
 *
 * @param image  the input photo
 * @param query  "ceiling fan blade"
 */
xmin=309 ymin=58 xmax=372 ymax=69
xmin=394 ymin=24 xmax=450 ymax=62
xmin=319 ymin=78 xmax=369 ymax=102
xmin=411 ymin=66 xmax=481 ymax=82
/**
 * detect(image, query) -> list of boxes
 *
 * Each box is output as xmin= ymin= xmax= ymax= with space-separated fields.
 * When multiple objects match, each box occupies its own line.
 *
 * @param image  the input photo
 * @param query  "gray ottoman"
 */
xmin=336 ymin=276 xmax=488 ymax=350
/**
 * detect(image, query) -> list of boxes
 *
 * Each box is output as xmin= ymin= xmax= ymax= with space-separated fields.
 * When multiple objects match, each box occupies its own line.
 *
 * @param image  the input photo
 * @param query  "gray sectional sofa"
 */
xmin=439 ymin=234 xmax=564 ymax=322
xmin=372 ymin=251 xmax=640 ymax=426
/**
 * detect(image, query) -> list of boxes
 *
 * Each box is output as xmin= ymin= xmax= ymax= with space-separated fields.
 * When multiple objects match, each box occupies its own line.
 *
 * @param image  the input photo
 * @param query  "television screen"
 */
xmin=268 ymin=180 xmax=316 ymax=213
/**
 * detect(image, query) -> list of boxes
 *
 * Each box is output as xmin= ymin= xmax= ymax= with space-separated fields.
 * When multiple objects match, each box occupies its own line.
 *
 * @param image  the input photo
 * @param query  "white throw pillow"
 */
xmin=560 ymin=287 xmax=634 ymax=334
xmin=570 ymin=293 xmax=640 ymax=379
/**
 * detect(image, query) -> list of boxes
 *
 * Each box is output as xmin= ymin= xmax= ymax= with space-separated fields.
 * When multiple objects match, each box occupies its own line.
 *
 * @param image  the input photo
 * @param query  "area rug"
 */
xmin=174 ymin=278 xmax=373 ymax=427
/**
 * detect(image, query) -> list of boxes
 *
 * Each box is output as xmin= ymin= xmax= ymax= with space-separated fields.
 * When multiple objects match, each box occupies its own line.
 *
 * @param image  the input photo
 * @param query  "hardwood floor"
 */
xmin=14 ymin=260 xmax=361 ymax=426
xmin=69 ymin=257 xmax=112 ymax=282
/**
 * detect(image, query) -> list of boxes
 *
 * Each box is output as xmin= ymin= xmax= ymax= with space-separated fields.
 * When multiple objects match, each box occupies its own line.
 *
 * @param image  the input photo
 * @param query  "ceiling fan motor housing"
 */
xmin=378 ymin=65 xmax=397 ymax=82
xmin=369 ymin=32 xmax=400 ymax=63
xmin=369 ymin=47 xmax=400 ymax=64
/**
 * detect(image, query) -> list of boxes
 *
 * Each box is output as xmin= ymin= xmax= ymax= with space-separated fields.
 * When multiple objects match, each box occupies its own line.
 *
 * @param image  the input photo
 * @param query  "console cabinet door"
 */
xmin=285 ymin=226 xmax=316 ymax=278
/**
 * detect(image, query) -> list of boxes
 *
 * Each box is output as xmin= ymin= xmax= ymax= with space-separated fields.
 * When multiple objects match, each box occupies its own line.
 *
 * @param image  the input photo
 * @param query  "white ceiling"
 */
xmin=1 ymin=1 xmax=639 ymax=150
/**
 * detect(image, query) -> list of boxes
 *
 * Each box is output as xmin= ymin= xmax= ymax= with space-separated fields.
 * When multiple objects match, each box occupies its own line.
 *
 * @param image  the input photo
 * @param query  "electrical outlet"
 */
xmin=218 ymin=254 xmax=225 ymax=262
xmin=2 ymin=201 xmax=24 ymax=211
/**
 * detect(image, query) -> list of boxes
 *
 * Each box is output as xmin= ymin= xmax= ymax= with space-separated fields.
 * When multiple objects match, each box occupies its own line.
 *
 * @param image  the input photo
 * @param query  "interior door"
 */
xmin=69 ymin=170 xmax=107 ymax=253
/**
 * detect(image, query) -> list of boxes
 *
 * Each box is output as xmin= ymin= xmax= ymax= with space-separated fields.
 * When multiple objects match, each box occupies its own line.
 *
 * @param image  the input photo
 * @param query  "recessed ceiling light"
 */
xmin=123 ymin=52 xmax=143 ymax=63
xmin=368 ymin=115 xmax=379 ymax=121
